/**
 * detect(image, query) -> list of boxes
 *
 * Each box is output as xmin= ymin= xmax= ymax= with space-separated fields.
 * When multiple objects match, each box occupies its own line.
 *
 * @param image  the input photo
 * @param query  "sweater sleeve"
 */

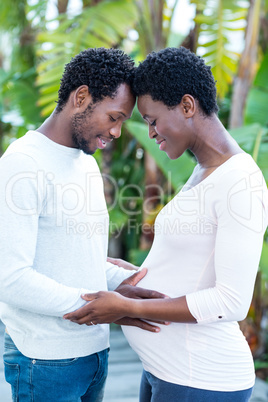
xmin=0 ymin=153 xmax=93 ymax=316
xmin=106 ymin=262 xmax=136 ymax=290
xmin=186 ymin=168 xmax=268 ymax=324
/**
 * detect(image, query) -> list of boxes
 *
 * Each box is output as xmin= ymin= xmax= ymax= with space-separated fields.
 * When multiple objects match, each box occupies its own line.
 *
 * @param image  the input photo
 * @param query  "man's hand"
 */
xmin=107 ymin=256 xmax=138 ymax=271
xmin=115 ymin=268 xmax=167 ymax=300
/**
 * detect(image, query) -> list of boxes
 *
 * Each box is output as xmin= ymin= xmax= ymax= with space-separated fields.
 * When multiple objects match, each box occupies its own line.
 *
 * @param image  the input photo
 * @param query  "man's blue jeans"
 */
xmin=3 ymin=333 xmax=109 ymax=402
xmin=140 ymin=370 xmax=253 ymax=402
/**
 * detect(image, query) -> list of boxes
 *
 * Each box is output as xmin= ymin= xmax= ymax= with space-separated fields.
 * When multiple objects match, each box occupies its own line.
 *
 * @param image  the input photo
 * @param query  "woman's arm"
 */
xmin=63 ymin=291 xmax=196 ymax=325
xmin=64 ymin=168 xmax=268 ymax=327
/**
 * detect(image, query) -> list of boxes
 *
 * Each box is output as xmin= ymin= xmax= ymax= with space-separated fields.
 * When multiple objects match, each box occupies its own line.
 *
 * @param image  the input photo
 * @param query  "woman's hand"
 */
xmin=64 ymin=291 xmax=129 ymax=325
xmin=63 ymin=268 xmax=169 ymax=331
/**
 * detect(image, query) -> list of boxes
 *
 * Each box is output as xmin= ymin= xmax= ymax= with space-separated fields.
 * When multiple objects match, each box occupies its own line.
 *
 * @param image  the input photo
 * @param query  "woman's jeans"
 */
xmin=140 ymin=370 xmax=253 ymax=402
xmin=3 ymin=333 xmax=109 ymax=402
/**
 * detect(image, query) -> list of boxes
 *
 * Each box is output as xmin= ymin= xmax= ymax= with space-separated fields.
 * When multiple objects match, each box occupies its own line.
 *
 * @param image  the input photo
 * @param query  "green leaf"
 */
xmin=244 ymin=88 xmax=268 ymax=126
xmin=194 ymin=0 xmax=248 ymax=98
xmin=229 ymin=123 xmax=264 ymax=151
xmin=260 ymin=242 xmax=268 ymax=279
xmin=36 ymin=0 xmax=138 ymax=116
xmin=254 ymin=51 xmax=268 ymax=90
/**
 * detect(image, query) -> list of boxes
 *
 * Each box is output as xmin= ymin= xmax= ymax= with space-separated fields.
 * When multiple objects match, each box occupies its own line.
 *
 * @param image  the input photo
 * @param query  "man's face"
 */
xmin=71 ymin=84 xmax=135 ymax=155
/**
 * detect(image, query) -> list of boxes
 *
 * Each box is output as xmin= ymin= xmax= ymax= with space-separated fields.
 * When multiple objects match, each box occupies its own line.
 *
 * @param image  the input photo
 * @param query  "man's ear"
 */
xmin=181 ymin=94 xmax=196 ymax=118
xmin=73 ymin=85 xmax=90 ymax=108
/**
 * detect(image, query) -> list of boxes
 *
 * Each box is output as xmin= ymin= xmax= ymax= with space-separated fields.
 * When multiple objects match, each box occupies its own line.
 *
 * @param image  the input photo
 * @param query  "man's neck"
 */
xmin=37 ymin=109 xmax=75 ymax=148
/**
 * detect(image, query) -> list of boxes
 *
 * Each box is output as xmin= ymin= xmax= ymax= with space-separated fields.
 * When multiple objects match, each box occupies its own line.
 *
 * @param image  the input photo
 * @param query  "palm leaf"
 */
xmin=229 ymin=124 xmax=268 ymax=179
xmin=191 ymin=0 xmax=249 ymax=98
xmin=36 ymin=0 xmax=138 ymax=116
xmin=244 ymin=50 xmax=268 ymax=127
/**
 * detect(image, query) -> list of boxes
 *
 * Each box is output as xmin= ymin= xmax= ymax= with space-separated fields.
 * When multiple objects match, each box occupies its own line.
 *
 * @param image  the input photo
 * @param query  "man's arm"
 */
xmin=0 ymin=153 xmax=92 ymax=316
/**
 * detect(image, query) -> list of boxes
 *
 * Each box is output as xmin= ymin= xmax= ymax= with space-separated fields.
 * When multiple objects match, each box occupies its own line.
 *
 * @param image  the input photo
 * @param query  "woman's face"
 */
xmin=137 ymin=95 xmax=194 ymax=160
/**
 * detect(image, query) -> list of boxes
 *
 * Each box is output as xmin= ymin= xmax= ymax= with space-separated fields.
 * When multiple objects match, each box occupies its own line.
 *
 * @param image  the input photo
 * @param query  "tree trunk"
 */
xmin=82 ymin=0 xmax=103 ymax=8
xmin=140 ymin=153 xmax=159 ymax=250
xmin=57 ymin=0 xmax=69 ymax=14
xmin=229 ymin=0 xmax=262 ymax=129
xmin=259 ymin=4 xmax=268 ymax=53
xmin=181 ymin=7 xmax=201 ymax=53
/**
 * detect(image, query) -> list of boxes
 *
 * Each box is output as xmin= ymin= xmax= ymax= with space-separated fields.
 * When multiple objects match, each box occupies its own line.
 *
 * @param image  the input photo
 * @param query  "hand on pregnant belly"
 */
xmin=64 ymin=290 xmax=128 ymax=325
xmin=63 ymin=269 xmax=168 ymax=330
xmin=115 ymin=268 xmax=167 ymax=300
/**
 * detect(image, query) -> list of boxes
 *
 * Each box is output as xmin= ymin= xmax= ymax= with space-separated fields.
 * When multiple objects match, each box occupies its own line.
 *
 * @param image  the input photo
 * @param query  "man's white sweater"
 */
xmin=0 ymin=131 xmax=132 ymax=359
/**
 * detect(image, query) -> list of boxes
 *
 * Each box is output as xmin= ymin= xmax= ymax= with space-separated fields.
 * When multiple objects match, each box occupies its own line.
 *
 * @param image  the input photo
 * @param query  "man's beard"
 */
xmin=71 ymin=103 xmax=96 ymax=155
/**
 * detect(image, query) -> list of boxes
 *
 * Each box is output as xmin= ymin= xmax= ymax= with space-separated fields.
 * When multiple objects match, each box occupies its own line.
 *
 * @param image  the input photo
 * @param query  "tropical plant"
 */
xmin=229 ymin=0 xmax=263 ymax=128
xmin=0 ymin=0 xmax=46 ymax=152
xmin=190 ymin=0 xmax=249 ymax=99
xmin=36 ymin=0 xmax=138 ymax=116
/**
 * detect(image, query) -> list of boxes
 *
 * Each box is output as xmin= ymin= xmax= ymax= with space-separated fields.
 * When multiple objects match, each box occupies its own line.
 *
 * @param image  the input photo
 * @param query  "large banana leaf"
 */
xmin=229 ymin=123 xmax=268 ymax=179
xmin=126 ymin=120 xmax=195 ymax=191
xmin=245 ymin=50 xmax=268 ymax=127
xmin=191 ymin=0 xmax=249 ymax=98
xmin=36 ymin=0 xmax=138 ymax=116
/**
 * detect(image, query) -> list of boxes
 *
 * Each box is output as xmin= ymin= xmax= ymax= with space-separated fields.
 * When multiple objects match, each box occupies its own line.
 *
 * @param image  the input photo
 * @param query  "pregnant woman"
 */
xmin=65 ymin=47 xmax=268 ymax=401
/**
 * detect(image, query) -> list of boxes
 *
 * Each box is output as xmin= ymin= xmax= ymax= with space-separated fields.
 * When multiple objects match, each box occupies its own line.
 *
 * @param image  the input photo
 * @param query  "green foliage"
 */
xmin=260 ymin=242 xmax=268 ymax=282
xmin=245 ymin=50 xmax=268 ymax=127
xmin=129 ymin=248 xmax=149 ymax=266
xmin=36 ymin=0 xmax=138 ymax=116
xmin=2 ymin=68 xmax=43 ymax=126
xmin=191 ymin=0 xmax=249 ymax=98
xmin=0 ymin=0 xmax=45 ymax=148
xmin=134 ymin=0 xmax=180 ymax=56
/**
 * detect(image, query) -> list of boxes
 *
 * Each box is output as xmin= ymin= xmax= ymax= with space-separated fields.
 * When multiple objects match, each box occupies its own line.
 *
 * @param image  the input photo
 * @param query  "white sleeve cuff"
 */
xmin=106 ymin=262 xmax=136 ymax=290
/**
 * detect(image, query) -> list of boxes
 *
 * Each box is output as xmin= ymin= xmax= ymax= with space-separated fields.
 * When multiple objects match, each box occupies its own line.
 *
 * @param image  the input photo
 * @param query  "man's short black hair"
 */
xmin=133 ymin=47 xmax=219 ymax=116
xmin=56 ymin=47 xmax=135 ymax=112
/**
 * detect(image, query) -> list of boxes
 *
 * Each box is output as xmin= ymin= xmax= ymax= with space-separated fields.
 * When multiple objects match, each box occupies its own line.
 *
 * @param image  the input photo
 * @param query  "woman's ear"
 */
xmin=181 ymin=94 xmax=195 ymax=118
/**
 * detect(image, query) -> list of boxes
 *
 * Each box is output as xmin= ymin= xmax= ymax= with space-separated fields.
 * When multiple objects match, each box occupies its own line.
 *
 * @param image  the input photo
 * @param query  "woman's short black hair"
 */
xmin=56 ymin=47 xmax=135 ymax=112
xmin=133 ymin=47 xmax=218 ymax=116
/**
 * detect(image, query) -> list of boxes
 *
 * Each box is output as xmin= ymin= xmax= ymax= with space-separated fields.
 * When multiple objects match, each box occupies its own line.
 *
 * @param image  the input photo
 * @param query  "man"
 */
xmin=0 ymin=47 xmax=162 ymax=402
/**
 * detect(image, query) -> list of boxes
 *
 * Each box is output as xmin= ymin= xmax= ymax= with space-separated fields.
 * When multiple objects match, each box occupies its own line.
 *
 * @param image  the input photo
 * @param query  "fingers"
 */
xmin=131 ymin=288 xmax=168 ymax=299
xmin=63 ymin=304 xmax=92 ymax=321
xmin=114 ymin=317 xmax=161 ymax=333
xmin=121 ymin=268 xmax=148 ymax=286
xmin=146 ymin=320 xmax=170 ymax=325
